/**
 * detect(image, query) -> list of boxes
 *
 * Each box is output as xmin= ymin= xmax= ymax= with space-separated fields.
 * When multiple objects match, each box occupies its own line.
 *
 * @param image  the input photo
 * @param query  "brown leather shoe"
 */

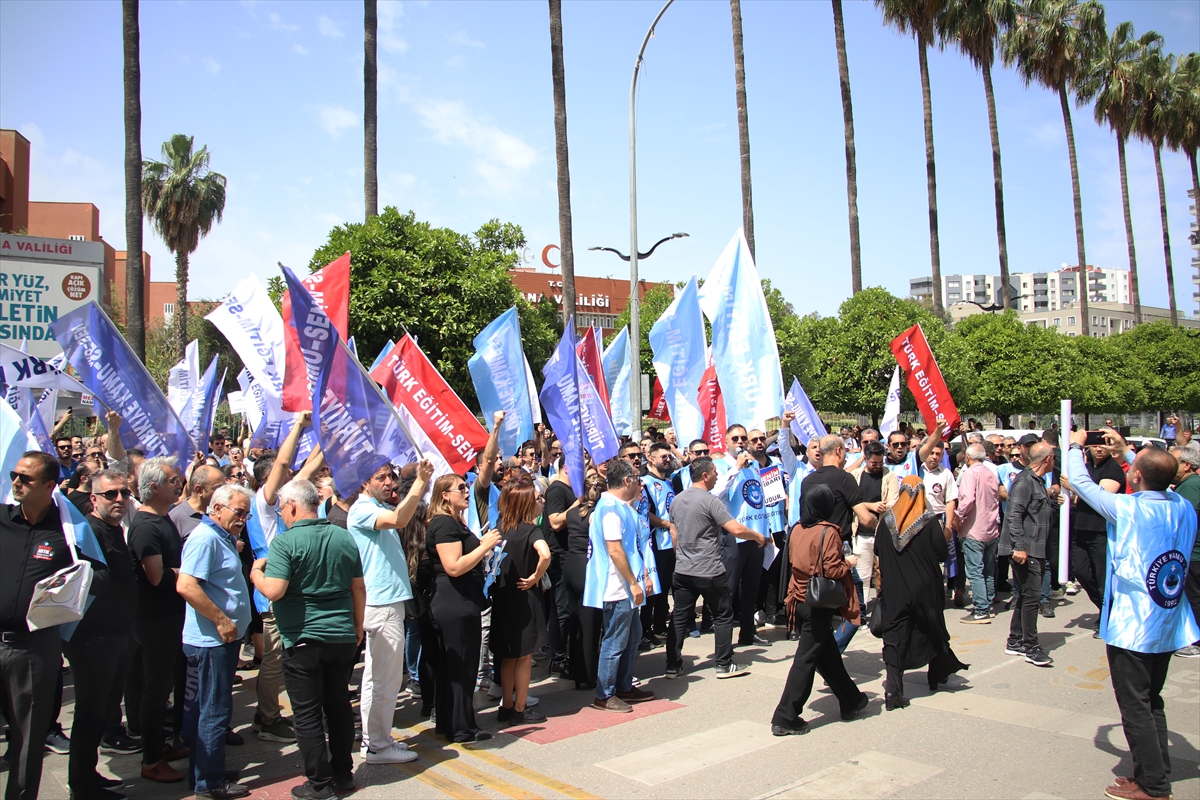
xmin=141 ymin=761 xmax=184 ymax=783
xmin=615 ymin=686 xmax=656 ymax=704
xmin=1104 ymin=781 xmax=1170 ymax=800
xmin=592 ymin=696 xmax=632 ymax=713
xmin=161 ymin=743 xmax=190 ymax=762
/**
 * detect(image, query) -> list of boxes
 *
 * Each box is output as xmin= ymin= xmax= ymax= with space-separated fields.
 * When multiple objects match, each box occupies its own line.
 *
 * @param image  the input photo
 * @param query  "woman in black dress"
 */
xmin=561 ymin=473 xmax=607 ymax=688
xmin=492 ymin=476 xmax=552 ymax=726
xmin=874 ymin=476 xmax=969 ymax=710
xmin=427 ymin=474 xmax=501 ymax=742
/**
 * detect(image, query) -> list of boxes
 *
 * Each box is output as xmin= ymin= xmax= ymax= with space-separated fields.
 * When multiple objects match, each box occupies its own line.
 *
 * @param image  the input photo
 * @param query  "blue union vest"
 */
xmin=642 ymin=474 xmax=675 ymax=550
xmin=1100 ymin=491 xmax=1199 ymax=653
xmin=584 ymin=494 xmax=658 ymax=609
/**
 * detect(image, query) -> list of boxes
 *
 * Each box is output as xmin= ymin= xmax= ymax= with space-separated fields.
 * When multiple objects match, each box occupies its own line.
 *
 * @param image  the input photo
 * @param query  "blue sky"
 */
xmin=1 ymin=0 xmax=1197 ymax=319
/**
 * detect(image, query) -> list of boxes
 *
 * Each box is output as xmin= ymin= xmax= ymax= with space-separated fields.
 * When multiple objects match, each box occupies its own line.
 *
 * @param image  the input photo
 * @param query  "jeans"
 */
xmin=361 ymin=601 xmax=407 ymax=752
xmin=833 ymin=571 xmax=865 ymax=653
xmin=282 ymin=641 xmax=358 ymax=791
xmin=1008 ymin=556 xmax=1045 ymax=650
xmin=133 ymin=614 xmax=183 ymax=766
xmin=962 ymin=538 xmax=997 ymax=615
xmin=1107 ymin=645 xmax=1174 ymax=797
xmin=182 ymin=642 xmax=238 ymax=793
xmin=404 ymin=615 xmax=421 ymax=685
xmin=666 ymin=572 xmax=733 ymax=671
xmin=596 ymin=600 xmax=641 ymax=701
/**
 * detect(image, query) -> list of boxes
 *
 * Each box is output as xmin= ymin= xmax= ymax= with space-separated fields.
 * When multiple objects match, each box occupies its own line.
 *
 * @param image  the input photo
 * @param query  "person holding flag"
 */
xmin=640 ymin=442 xmax=677 ymax=645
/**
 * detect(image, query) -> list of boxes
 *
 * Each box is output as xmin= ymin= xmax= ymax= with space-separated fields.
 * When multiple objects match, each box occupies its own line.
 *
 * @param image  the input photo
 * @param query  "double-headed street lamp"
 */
xmin=588 ymin=232 xmax=688 ymax=262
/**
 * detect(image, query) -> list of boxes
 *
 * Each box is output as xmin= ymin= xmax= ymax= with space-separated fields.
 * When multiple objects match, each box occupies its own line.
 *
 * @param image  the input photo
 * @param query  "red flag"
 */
xmin=697 ymin=363 xmax=727 ymax=453
xmin=370 ymin=334 xmax=490 ymax=475
xmin=889 ymin=323 xmax=960 ymax=435
xmin=282 ymin=252 xmax=351 ymax=411
xmin=648 ymin=376 xmax=670 ymax=421
xmin=575 ymin=326 xmax=610 ymax=411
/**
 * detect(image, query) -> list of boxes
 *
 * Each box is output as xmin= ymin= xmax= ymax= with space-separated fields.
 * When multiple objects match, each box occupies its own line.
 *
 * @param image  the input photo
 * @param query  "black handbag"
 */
xmin=805 ymin=524 xmax=849 ymax=609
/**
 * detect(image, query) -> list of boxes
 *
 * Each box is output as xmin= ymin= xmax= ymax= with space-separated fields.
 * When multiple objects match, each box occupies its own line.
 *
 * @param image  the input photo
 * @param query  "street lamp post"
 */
xmin=588 ymin=232 xmax=688 ymax=262
xmin=628 ymin=0 xmax=675 ymax=440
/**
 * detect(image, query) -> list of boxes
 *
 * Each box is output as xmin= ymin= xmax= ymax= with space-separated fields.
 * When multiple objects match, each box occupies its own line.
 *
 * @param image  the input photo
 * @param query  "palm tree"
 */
xmin=1165 ymin=53 xmax=1199 ymax=255
xmin=730 ymin=0 xmax=756 ymax=259
xmin=548 ymin=0 xmax=575 ymax=325
xmin=122 ymin=0 xmax=145 ymax=360
xmin=831 ymin=0 xmax=863 ymax=294
xmin=142 ymin=135 xmax=227 ymax=358
xmin=1134 ymin=50 xmax=1180 ymax=326
xmin=1075 ymin=22 xmax=1162 ymax=324
xmin=364 ymin=0 xmax=378 ymax=219
xmin=1002 ymin=0 xmax=1105 ymax=336
xmin=938 ymin=0 xmax=1016 ymax=309
xmin=876 ymin=0 xmax=949 ymax=318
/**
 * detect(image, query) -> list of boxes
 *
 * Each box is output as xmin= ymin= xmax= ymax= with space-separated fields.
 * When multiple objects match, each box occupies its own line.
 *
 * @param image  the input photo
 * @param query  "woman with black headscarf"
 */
xmin=874 ymin=476 xmax=969 ymax=710
xmin=770 ymin=484 xmax=870 ymax=736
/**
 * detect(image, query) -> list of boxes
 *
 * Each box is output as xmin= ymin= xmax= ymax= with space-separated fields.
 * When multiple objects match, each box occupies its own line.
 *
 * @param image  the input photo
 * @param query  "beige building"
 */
xmin=1020 ymin=301 xmax=1199 ymax=337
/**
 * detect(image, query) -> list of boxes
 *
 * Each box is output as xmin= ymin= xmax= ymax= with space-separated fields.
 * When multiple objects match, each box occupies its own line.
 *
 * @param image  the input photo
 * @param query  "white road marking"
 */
xmin=754 ymin=751 xmax=942 ymax=799
xmin=595 ymin=720 xmax=779 ymax=785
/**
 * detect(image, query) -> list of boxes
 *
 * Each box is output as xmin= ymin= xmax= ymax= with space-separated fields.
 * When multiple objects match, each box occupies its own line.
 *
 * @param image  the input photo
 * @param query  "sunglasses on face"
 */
xmin=86 ymin=452 xmax=104 ymax=460
xmin=220 ymin=506 xmax=249 ymax=520
xmin=95 ymin=488 xmax=133 ymax=500
xmin=691 ymin=448 xmax=710 ymax=456
xmin=729 ymin=435 xmax=748 ymax=443
xmin=8 ymin=471 xmax=41 ymax=485
xmin=889 ymin=442 xmax=907 ymax=449
xmin=623 ymin=453 xmax=642 ymax=461
xmin=749 ymin=436 xmax=766 ymax=444
xmin=448 ymin=484 xmax=469 ymax=494
xmin=56 ymin=445 xmax=71 ymax=451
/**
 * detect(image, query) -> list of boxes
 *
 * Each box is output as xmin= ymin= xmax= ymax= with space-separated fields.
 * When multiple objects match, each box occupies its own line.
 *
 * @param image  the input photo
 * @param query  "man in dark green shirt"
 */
xmin=1170 ymin=446 xmax=1200 ymax=659
xmin=250 ymin=480 xmax=365 ymax=799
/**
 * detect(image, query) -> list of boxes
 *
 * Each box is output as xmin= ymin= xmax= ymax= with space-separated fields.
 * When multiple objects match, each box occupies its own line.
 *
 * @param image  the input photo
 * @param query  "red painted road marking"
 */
xmin=495 ymin=699 xmax=684 ymax=745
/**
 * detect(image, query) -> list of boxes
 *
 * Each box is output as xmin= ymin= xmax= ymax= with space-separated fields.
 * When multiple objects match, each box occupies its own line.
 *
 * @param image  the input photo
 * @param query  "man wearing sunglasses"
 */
xmin=54 ymin=437 xmax=78 ymax=481
xmin=2 ymin=452 xmax=107 ymax=800
xmin=64 ymin=470 xmax=140 ymax=798
xmin=671 ymin=440 xmax=712 ymax=493
xmin=883 ymin=425 xmax=944 ymax=480
xmin=177 ymin=484 xmax=254 ymax=799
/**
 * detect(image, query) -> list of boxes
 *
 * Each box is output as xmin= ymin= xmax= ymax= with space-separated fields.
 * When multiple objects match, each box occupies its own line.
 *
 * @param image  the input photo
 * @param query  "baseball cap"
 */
xmin=1017 ymin=433 xmax=1040 ymax=447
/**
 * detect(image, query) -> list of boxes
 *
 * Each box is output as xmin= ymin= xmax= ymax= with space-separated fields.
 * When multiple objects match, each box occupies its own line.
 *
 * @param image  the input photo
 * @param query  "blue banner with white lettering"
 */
xmin=181 ymin=356 xmax=223 ymax=456
xmin=785 ymin=377 xmax=827 ymax=447
xmin=51 ymin=302 xmax=197 ymax=460
xmin=577 ymin=350 xmax=620 ymax=465
xmin=468 ymin=307 xmax=533 ymax=459
xmin=281 ymin=267 xmax=414 ymax=497
xmin=602 ymin=327 xmax=632 ymax=437
xmin=649 ymin=277 xmax=707 ymax=446
xmin=540 ymin=318 xmax=586 ymax=495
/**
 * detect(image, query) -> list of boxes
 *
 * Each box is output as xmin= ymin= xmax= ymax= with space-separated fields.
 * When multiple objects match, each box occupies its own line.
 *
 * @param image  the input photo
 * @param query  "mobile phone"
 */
xmin=1084 ymin=431 xmax=1107 ymax=446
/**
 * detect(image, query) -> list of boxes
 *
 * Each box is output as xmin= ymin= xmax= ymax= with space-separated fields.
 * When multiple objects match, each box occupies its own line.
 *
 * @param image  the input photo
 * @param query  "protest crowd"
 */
xmin=2 ymin=236 xmax=1198 ymax=800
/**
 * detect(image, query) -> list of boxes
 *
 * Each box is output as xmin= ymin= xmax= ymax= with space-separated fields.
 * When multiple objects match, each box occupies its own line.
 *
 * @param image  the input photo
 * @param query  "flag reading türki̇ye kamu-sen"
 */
xmin=889 ymin=323 xmax=959 ymax=435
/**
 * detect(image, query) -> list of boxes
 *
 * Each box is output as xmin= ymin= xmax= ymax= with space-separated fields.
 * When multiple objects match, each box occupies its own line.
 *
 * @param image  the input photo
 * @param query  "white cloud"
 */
xmin=202 ymin=57 xmax=221 ymax=75
xmin=317 ymin=105 xmax=359 ymax=138
xmin=293 ymin=43 xmax=309 ymax=56
xmin=268 ymin=11 xmax=298 ymax=32
xmin=317 ymin=15 xmax=343 ymax=38
xmin=378 ymin=1 xmax=408 ymax=54
xmin=445 ymin=54 xmax=466 ymax=69
xmin=415 ymin=99 xmax=536 ymax=194
xmin=448 ymin=30 xmax=484 ymax=49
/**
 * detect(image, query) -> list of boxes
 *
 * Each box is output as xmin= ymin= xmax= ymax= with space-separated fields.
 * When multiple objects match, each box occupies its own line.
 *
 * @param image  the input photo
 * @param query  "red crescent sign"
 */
xmin=542 ymin=244 xmax=560 ymax=269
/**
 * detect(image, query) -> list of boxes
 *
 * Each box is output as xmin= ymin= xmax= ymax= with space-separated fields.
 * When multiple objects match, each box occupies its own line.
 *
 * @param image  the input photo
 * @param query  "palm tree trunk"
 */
xmin=1116 ymin=134 xmax=1141 ymax=323
xmin=981 ymin=62 xmax=1010 ymax=310
xmin=548 ymin=0 xmax=575 ymax=327
xmin=174 ymin=251 xmax=189 ymax=359
xmin=1153 ymin=143 xmax=1177 ymax=326
xmin=122 ymin=0 xmax=144 ymax=360
xmin=917 ymin=33 xmax=942 ymax=317
xmin=730 ymin=0 xmax=755 ymax=260
xmin=364 ymin=0 xmax=378 ymax=220
xmin=1058 ymin=85 xmax=1089 ymax=336
xmin=831 ymin=0 xmax=861 ymax=295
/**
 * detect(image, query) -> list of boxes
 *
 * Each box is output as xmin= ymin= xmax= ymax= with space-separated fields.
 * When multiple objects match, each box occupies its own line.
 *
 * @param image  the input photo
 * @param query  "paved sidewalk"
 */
xmin=29 ymin=593 xmax=1200 ymax=800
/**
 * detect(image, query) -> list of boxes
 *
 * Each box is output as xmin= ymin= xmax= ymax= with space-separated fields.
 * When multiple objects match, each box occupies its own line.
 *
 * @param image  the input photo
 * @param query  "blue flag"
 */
xmin=784 ymin=377 xmax=827 ymax=448
xmin=540 ymin=318 xmax=587 ymax=494
xmin=282 ymin=267 xmax=416 ymax=497
xmin=577 ymin=355 xmax=620 ymax=466
xmin=602 ymin=327 xmax=633 ymax=437
xmin=368 ymin=339 xmax=396 ymax=374
xmin=698 ymin=231 xmax=785 ymax=431
xmin=51 ymin=302 xmax=197 ymax=460
xmin=181 ymin=356 xmax=223 ymax=455
xmin=468 ymin=308 xmax=533 ymax=458
xmin=649 ymin=277 xmax=707 ymax=446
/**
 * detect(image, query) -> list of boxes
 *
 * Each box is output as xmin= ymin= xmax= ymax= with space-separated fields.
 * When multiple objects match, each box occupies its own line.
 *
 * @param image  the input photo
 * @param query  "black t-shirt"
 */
xmin=1075 ymin=455 xmax=1127 ymax=533
xmin=858 ymin=470 xmax=884 ymax=504
xmin=68 ymin=490 xmax=93 ymax=516
xmin=76 ymin=516 xmax=137 ymax=638
xmin=800 ymin=466 xmax=863 ymax=542
xmin=326 ymin=501 xmax=349 ymax=530
xmin=564 ymin=506 xmax=592 ymax=556
xmin=128 ymin=510 xmax=185 ymax=620
xmin=0 ymin=503 xmax=74 ymax=633
xmin=542 ymin=481 xmax=576 ymax=555
xmin=426 ymin=514 xmax=486 ymax=606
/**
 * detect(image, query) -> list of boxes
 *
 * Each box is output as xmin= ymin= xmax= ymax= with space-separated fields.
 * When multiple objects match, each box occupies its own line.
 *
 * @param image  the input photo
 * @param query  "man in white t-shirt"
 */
xmin=923 ymin=442 xmax=961 ymax=605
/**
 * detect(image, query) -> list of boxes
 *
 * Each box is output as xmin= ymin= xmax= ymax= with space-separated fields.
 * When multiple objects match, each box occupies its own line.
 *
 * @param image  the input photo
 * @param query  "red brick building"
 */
xmin=509 ymin=266 xmax=670 ymax=335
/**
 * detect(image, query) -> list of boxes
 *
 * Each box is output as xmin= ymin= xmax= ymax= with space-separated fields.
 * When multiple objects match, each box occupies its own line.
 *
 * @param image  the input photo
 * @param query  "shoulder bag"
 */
xmin=27 ymin=496 xmax=94 ymax=631
xmin=805 ymin=524 xmax=848 ymax=609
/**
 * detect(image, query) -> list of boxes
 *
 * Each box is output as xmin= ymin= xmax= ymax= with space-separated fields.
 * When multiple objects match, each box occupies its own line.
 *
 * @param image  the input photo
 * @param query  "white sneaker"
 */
xmin=487 ymin=683 xmax=503 ymax=700
xmin=754 ymin=610 xmax=766 ymax=626
xmin=1064 ymin=581 xmax=1080 ymax=596
xmin=525 ymin=694 xmax=539 ymax=707
xmin=363 ymin=742 xmax=417 ymax=764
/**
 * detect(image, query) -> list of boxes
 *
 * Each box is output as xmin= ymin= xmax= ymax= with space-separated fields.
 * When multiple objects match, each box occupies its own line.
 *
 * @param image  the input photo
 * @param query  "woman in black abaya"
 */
xmin=874 ymin=476 xmax=968 ymax=710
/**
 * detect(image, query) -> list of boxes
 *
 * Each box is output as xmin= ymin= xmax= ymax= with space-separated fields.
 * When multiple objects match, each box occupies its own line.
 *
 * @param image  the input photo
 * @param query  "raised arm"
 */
xmin=105 ymin=410 xmax=127 ymax=464
xmin=372 ymin=460 xmax=434 ymax=530
xmin=476 ymin=411 xmax=505 ymax=490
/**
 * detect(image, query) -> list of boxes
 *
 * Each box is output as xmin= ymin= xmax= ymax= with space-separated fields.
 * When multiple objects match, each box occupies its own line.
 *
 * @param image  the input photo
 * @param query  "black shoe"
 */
xmin=549 ymin=659 xmax=571 ymax=678
xmin=332 ymin=773 xmax=356 ymax=793
xmin=637 ymin=638 xmax=655 ymax=652
xmin=737 ymin=635 xmax=768 ymax=647
xmin=715 ymin=662 xmax=749 ymax=679
xmin=952 ymin=590 xmax=965 ymax=608
xmin=95 ymin=776 xmax=124 ymax=788
xmin=771 ymin=719 xmax=810 ymax=736
xmin=885 ymin=694 xmax=910 ymax=711
xmin=195 ymin=781 xmax=250 ymax=799
xmin=1004 ymin=642 xmax=1027 ymax=656
xmin=69 ymin=789 xmax=126 ymax=800
xmin=290 ymin=782 xmax=335 ymax=800
xmin=100 ymin=732 xmax=141 ymax=755
xmin=786 ymin=630 xmax=800 ymax=641
xmin=225 ymin=728 xmax=244 ymax=746
xmin=1038 ymin=602 xmax=1055 ymax=618
xmin=516 ymin=707 xmax=546 ymax=725
xmin=1025 ymin=647 xmax=1053 ymax=667
xmin=45 ymin=727 xmax=70 ymax=754
xmin=840 ymin=694 xmax=870 ymax=721
xmin=496 ymin=706 xmax=513 ymax=725
xmin=664 ymin=664 xmax=683 ymax=680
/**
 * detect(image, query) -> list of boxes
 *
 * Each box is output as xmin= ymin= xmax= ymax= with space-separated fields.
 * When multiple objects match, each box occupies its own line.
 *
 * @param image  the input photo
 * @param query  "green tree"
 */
xmin=938 ymin=0 xmax=1016 ymax=309
xmin=1067 ymin=334 xmax=1148 ymax=419
xmin=611 ymin=283 xmax=677 ymax=377
xmin=1165 ymin=53 xmax=1199 ymax=238
xmin=142 ymin=134 xmax=227 ymax=359
xmin=1002 ymin=0 xmax=1105 ymax=335
xmin=1076 ymin=21 xmax=1162 ymax=324
xmin=877 ymin=0 xmax=949 ymax=317
xmin=1109 ymin=322 xmax=1200 ymax=412
xmin=143 ymin=300 xmax=244 ymax=398
xmin=293 ymin=208 xmax=559 ymax=406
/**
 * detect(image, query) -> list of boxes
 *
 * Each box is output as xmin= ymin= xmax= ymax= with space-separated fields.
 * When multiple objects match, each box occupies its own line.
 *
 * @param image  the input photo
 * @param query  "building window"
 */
xmin=1053 ymin=318 xmax=1061 ymax=326
xmin=163 ymin=303 xmax=175 ymax=320
xmin=1068 ymin=316 xmax=1076 ymax=325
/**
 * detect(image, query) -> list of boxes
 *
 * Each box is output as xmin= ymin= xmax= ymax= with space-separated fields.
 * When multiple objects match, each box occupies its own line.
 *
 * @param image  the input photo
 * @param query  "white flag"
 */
xmin=205 ymin=276 xmax=287 ymax=400
xmin=167 ymin=340 xmax=201 ymax=414
xmin=881 ymin=366 xmax=902 ymax=437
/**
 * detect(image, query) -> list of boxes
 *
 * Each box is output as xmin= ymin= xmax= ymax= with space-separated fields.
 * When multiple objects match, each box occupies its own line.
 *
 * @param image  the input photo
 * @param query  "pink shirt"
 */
xmin=954 ymin=462 xmax=1000 ymax=542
